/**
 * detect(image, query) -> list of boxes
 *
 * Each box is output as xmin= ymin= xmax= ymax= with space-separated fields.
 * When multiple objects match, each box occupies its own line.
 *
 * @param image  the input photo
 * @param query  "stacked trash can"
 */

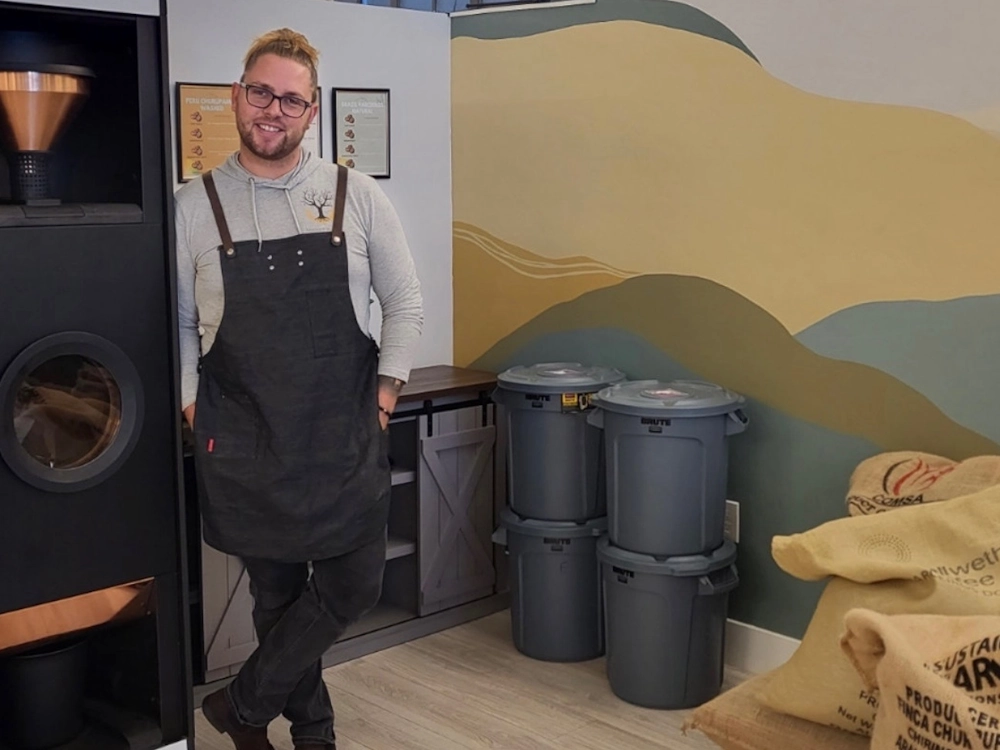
xmin=492 ymin=362 xmax=625 ymax=662
xmin=588 ymin=379 xmax=748 ymax=709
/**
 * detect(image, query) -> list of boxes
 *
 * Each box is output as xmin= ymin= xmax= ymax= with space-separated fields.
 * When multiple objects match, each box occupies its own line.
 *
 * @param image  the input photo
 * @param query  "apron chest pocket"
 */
xmin=307 ymin=289 xmax=358 ymax=359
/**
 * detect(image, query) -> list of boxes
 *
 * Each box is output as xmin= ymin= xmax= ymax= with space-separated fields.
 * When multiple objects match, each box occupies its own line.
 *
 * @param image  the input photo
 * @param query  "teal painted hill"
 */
xmin=451 ymin=0 xmax=758 ymax=62
xmin=472 ymin=274 xmax=999 ymax=461
xmin=482 ymin=327 xmax=878 ymax=638
xmin=796 ymin=295 xmax=1000 ymax=446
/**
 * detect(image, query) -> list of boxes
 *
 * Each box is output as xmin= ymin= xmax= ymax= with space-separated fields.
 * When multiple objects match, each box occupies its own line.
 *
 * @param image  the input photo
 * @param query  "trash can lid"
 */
xmin=499 ymin=507 xmax=607 ymax=538
xmin=496 ymin=362 xmax=626 ymax=394
xmin=596 ymin=536 xmax=738 ymax=576
xmin=594 ymin=379 xmax=744 ymax=418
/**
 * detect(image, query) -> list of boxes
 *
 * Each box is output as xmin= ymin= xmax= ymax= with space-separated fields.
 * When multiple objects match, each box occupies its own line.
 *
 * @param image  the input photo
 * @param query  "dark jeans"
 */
xmin=225 ymin=531 xmax=387 ymax=747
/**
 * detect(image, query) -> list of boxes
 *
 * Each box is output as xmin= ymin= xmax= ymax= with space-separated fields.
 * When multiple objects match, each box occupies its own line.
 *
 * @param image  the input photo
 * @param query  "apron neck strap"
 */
xmin=331 ymin=165 xmax=348 ymax=246
xmin=203 ymin=170 xmax=236 ymax=257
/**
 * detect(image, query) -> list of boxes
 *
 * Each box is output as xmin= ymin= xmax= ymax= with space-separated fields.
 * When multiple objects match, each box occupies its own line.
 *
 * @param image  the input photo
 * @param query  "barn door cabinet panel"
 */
xmin=193 ymin=366 xmax=508 ymax=684
xmin=417 ymin=409 xmax=497 ymax=615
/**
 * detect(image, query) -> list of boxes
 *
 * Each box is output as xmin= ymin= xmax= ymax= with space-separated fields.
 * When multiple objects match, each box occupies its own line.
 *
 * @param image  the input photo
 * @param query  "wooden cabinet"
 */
xmin=194 ymin=366 xmax=509 ymax=685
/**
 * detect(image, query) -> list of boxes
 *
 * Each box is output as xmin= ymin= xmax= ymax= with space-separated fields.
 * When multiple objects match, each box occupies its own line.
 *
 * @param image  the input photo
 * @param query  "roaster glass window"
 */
xmin=12 ymin=355 xmax=122 ymax=469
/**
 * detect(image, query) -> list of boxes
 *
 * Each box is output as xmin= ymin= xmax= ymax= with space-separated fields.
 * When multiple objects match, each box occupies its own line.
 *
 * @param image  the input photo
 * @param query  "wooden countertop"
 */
xmin=397 ymin=365 xmax=497 ymax=403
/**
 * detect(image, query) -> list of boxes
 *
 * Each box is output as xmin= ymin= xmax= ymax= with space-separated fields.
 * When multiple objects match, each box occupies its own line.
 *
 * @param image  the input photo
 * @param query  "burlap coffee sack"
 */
xmin=841 ymin=608 xmax=1000 ymax=750
xmin=773 ymin=486 xmax=1000 ymax=586
xmin=847 ymin=451 xmax=1000 ymax=516
xmin=761 ymin=576 xmax=985 ymax=736
xmin=760 ymin=485 xmax=1000 ymax=736
xmin=684 ymin=670 xmax=867 ymax=750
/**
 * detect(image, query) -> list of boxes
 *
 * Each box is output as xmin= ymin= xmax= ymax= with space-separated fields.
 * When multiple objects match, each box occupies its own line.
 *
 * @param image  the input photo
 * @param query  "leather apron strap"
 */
xmin=204 ymin=167 xmax=346 ymax=251
xmin=330 ymin=165 xmax=348 ymax=246
xmin=203 ymin=170 xmax=236 ymax=257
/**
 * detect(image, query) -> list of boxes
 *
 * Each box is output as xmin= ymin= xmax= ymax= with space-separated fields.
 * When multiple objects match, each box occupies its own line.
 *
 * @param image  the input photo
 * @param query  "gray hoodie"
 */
xmin=174 ymin=150 xmax=424 ymax=409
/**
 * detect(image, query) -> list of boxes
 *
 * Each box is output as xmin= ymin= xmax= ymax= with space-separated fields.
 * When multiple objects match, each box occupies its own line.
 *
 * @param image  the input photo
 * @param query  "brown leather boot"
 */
xmin=201 ymin=687 xmax=275 ymax=750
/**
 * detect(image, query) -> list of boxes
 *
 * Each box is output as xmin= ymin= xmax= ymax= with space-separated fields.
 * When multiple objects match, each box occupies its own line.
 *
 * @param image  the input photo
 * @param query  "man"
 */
xmin=174 ymin=28 xmax=423 ymax=750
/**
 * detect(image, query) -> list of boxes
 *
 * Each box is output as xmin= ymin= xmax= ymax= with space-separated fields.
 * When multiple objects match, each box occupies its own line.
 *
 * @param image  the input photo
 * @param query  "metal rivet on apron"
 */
xmin=267 ymin=254 xmax=273 ymax=260
xmin=269 ymin=265 xmax=275 ymax=271
xmin=333 ymin=236 xmax=341 ymax=245
xmin=226 ymin=247 xmax=235 ymax=257
xmin=298 ymin=261 xmax=304 ymax=267
xmin=297 ymin=250 xmax=303 ymax=255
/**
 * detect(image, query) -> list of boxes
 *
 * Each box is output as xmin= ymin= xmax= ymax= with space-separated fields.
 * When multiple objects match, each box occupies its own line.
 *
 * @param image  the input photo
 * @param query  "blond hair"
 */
xmin=242 ymin=28 xmax=319 ymax=100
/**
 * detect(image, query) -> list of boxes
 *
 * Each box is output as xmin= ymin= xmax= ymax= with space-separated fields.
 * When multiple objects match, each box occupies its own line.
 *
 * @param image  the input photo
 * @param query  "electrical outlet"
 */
xmin=725 ymin=499 xmax=740 ymax=544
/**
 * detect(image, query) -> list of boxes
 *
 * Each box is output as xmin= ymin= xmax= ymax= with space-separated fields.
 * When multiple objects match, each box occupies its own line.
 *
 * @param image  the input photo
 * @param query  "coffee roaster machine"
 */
xmin=0 ymin=1 xmax=192 ymax=749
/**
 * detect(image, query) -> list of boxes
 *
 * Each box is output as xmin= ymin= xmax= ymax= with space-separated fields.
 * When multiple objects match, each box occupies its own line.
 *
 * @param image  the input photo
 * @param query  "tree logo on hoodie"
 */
xmin=303 ymin=190 xmax=334 ymax=222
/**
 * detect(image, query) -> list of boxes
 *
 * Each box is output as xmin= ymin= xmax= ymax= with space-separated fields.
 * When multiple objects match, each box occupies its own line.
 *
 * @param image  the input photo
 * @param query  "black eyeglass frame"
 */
xmin=238 ymin=82 xmax=314 ymax=119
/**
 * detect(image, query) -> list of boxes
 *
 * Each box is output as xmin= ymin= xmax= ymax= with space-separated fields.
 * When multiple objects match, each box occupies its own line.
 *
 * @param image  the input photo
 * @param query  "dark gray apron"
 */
xmin=193 ymin=165 xmax=390 ymax=562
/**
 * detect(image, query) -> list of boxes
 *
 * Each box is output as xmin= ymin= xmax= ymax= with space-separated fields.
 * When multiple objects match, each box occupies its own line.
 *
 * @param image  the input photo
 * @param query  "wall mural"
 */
xmin=451 ymin=0 xmax=1000 ymax=637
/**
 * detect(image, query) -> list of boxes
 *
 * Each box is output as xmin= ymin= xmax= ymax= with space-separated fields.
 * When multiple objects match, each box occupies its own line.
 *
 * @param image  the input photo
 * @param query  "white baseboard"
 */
xmin=724 ymin=618 xmax=801 ymax=675
xmin=159 ymin=741 xmax=190 ymax=750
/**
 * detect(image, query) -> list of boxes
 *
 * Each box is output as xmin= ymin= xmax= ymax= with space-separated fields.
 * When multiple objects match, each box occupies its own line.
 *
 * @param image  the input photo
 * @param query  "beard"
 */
xmin=236 ymin=115 xmax=306 ymax=161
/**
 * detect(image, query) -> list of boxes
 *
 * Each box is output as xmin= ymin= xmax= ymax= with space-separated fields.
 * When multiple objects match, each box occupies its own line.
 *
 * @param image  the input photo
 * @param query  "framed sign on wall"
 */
xmin=175 ymin=82 xmax=323 ymax=182
xmin=333 ymin=88 xmax=390 ymax=178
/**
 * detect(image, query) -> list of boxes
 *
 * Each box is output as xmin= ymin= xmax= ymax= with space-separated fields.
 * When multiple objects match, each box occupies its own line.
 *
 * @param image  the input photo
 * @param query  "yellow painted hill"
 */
xmin=452 ymin=21 xmax=1000 ymax=335
xmin=454 ymin=222 xmax=632 ymax=364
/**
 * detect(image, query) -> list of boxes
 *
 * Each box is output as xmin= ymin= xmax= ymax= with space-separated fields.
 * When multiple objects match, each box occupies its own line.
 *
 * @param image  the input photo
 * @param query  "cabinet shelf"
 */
xmin=391 ymin=468 xmax=416 ymax=486
xmin=386 ymin=537 xmax=416 ymax=560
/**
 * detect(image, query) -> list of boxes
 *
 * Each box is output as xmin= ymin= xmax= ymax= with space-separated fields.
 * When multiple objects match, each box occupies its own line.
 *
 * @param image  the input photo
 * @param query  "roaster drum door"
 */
xmin=0 ymin=332 xmax=143 ymax=492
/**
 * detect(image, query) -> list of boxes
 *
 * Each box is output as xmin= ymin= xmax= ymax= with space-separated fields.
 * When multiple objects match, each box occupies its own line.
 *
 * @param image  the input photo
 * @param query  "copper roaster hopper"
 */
xmin=0 ymin=579 xmax=155 ymax=657
xmin=0 ymin=27 xmax=95 ymax=206
xmin=0 ymin=67 xmax=92 ymax=205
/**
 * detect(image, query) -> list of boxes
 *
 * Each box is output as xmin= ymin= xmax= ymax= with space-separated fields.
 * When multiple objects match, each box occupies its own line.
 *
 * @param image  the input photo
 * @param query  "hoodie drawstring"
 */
xmin=248 ymin=178 xmax=303 ymax=252
xmin=285 ymin=188 xmax=303 ymax=235
xmin=225 ymin=152 xmax=313 ymax=250
xmin=250 ymin=178 xmax=263 ymax=253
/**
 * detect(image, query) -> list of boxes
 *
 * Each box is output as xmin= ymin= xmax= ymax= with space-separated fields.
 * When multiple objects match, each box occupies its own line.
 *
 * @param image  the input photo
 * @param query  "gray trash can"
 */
xmin=495 ymin=362 xmax=625 ymax=521
xmin=588 ymin=379 xmax=747 ymax=556
xmin=597 ymin=536 xmax=738 ymax=709
xmin=496 ymin=508 xmax=607 ymax=662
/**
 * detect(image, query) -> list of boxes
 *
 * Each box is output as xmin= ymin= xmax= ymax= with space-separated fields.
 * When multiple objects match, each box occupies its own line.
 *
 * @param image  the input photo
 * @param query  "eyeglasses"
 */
xmin=239 ymin=82 xmax=312 ymax=119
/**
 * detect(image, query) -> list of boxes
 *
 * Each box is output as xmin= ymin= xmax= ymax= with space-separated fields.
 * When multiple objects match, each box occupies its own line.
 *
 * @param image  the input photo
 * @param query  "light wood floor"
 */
xmin=193 ymin=611 xmax=743 ymax=750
